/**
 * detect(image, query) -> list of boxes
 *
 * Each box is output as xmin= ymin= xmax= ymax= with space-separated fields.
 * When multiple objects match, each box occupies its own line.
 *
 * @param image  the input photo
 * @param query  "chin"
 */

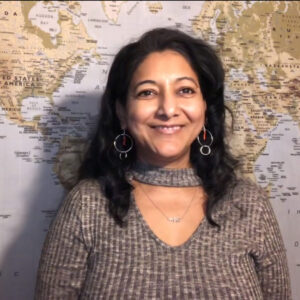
xmin=154 ymin=146 xmax=186 ymax=160
xmin=137 ymin=142 xmax=190 ymax=164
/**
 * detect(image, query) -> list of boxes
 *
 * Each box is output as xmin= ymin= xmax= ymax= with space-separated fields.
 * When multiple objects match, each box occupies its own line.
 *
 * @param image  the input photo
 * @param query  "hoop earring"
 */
xmin=113 ymin=129 xmax=134 ymax=160
xmin=197 ymin=125 xmax=213 ymax=156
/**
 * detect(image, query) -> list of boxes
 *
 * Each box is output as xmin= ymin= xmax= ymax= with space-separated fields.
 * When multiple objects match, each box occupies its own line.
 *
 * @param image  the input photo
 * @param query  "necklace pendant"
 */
xmin=168 ymin=217 xmax=181 ymax=223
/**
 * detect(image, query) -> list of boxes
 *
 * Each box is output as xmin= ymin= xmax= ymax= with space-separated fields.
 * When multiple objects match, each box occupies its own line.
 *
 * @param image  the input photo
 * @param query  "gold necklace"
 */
xmin=137 ymin=184 xmax=198 ymax=223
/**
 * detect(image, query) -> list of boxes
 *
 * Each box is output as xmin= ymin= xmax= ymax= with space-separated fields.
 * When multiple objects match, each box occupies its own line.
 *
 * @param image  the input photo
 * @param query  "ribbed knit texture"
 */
xmin=35 ymin=164 xmax=292 ymax=299
xmin=127 ymin=161 xmax=203 ymax=187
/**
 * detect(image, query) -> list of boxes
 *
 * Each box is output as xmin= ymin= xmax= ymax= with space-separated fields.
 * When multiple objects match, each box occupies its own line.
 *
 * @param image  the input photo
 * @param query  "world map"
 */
xmin=0 ymin=1 xmax=299 ymax=299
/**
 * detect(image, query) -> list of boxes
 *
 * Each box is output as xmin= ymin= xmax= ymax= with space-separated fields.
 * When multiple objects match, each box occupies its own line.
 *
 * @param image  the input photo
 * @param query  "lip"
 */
xmin=150 ymin=124 xmax=184 ymax=135
xmin=150 ymin=124 xmax=184 ymax=128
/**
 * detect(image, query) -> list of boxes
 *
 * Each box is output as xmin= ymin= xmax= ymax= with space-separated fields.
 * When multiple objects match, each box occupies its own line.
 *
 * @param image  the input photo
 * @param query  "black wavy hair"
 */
xmin=79 ymin=28 xmax=237 ymax=228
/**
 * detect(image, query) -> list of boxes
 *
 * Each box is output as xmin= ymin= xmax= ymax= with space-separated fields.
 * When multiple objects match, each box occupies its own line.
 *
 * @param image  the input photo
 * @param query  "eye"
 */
xmin=136 ymin=89 xmax=156 ymax=98
xmin=179 ymin=87 xmax=196 ymax=95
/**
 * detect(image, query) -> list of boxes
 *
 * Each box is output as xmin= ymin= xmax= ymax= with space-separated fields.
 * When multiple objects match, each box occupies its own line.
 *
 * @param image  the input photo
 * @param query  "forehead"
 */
xmin=131 ymin=50 xmax=198 ymax=83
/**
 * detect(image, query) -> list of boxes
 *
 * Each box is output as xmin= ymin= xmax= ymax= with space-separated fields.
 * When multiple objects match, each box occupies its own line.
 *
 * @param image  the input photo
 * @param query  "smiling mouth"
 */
xmin=151 ymin=125 xmax=183 ymax=134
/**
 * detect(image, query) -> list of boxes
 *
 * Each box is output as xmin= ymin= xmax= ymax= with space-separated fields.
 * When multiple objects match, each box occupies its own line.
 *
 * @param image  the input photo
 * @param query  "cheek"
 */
xmin=126 ymin=112 xmax=144 ymax=131
xmin=184 ymin=103 xmax=206 ymax=124
xmin=126 ymin=104 xmax=154 ymax=128
xmin=125 ymin=108 xmax=150 ymax=142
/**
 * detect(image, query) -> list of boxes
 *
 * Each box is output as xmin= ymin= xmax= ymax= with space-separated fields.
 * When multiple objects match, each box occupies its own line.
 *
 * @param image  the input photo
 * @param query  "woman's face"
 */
xmin=118 ymin=50 xmax=207 ymax=168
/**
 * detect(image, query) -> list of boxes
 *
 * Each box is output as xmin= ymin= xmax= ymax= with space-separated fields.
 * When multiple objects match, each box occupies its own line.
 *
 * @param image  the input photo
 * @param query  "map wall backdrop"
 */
xmin=0 ymin=1 xmax=299 ymax=299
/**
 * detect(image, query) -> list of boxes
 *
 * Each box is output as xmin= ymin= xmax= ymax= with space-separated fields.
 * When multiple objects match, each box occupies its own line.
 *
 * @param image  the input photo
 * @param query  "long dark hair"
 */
xmin=79 ymin=28 xmax=237 ymax=228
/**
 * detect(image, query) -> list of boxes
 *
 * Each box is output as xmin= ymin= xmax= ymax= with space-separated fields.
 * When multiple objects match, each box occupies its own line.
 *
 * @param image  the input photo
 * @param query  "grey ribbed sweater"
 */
xmin=35 ymin=164 xmax=292 ymax=299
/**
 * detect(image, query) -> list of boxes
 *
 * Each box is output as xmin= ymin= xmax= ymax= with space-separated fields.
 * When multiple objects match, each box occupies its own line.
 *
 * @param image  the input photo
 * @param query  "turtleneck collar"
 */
xmin=127 ymin=161 xmax=202 ymax=187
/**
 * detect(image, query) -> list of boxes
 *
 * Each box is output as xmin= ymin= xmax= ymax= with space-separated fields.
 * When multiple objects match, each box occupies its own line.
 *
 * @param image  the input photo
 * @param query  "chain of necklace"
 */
xmin=137 ymin=184 xmax=198 ymax=223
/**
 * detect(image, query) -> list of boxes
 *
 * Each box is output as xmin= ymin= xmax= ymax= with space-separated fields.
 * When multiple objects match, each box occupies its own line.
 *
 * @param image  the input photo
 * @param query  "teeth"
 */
xmin=154 ymin=125 xmax=181 ymax=134
xmin=156 ymin=126 xmax=180 ymax=129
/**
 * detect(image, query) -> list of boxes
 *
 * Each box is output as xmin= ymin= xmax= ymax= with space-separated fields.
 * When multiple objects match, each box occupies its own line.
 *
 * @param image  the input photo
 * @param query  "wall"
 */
xmin=0 ymin=1 xmax=299 ymax=299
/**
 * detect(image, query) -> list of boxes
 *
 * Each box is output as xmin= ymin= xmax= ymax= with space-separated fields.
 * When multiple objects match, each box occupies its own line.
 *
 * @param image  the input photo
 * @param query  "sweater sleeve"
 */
xmin=254 ymin=194 xmax=292 ymax=300
xmin=35 ymin=183 xmax=91 ymax=299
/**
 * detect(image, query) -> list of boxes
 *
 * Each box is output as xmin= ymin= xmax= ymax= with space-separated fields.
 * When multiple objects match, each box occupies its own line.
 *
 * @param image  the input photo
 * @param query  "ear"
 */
xmin=115 ymin=101 xmax=127 ymax=129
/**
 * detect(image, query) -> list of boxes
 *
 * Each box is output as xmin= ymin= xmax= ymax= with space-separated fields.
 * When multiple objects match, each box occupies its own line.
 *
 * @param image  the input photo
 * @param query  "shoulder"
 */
xmin=70 ymin=178 xmax=103 ymax=197
xmin=63 ymin=178 xmax=107 ymax=211
xmin=232 ymin=178 xmax=267 ymax=200
xmin=214 ymin=178 xmax=270 ymax=224
xmin=231 ymin=179 xmax=281 ymax=228
xmin=230 ymin=178 xmax=268 ymax=207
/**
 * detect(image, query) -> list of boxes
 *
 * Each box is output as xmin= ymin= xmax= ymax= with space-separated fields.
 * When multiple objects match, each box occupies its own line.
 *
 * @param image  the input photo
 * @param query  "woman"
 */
xmin=35 ymin=28 xmax=291 ymax=299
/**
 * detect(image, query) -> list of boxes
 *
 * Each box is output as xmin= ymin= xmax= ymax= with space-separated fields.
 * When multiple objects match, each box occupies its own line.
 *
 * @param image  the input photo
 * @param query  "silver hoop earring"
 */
xmin=197 ymin=125 xmax=213 ymax=156
xmin=113 ymin=129 xmax=134 ymax=160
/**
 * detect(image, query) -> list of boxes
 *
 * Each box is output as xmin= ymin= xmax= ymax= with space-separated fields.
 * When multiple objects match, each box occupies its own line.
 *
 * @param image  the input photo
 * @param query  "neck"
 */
xmin=127 ymin=160 xmax=202 ymax=187
xmin=136 ymin=154 xmax=191 ymax=169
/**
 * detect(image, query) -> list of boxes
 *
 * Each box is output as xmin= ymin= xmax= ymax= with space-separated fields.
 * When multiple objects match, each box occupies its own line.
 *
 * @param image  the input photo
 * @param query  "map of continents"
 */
xmin=0 ymin=1 xmax=299 ymax=299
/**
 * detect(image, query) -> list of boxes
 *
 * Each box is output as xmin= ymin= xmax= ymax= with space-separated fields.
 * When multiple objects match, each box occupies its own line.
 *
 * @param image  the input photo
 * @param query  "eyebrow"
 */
xmin=133 ymin=80 xmax=156 ymax=90
xmin=133 ymin=76 xmax=199 ymax=90
xmin=175 ymin=76 xmax=199 ymax=87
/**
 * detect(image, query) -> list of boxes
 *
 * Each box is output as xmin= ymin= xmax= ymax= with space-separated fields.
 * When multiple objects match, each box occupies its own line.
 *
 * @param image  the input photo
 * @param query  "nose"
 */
xmin=156 ymin=90 xmax=179 ymax=119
